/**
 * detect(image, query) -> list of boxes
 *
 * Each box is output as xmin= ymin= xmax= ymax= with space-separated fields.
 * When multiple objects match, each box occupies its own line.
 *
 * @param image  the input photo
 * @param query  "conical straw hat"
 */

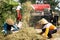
xmin=6 ymin=18 xmax=14 ymax=25
xmin=38 ymin=18 xmax=48 ymax=24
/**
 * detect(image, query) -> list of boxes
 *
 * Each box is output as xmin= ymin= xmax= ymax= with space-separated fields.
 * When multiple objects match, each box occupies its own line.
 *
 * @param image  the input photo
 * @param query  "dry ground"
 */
xmin=0 ymin=26 xmax=60 ymax=40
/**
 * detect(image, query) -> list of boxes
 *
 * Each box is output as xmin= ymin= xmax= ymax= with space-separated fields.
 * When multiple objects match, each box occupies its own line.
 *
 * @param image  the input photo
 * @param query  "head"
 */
xmin=35 ymin=18 xmax=48 ymax=29
xmin=52 ymin=11 xmax=57 ymax=15
xmin=44 ymin=8 xmax=49 ymax=13
xmin=6 ymin=18 xmax=14 ymax=25
xmin=38 ymin=18 xmax=49 ymax=25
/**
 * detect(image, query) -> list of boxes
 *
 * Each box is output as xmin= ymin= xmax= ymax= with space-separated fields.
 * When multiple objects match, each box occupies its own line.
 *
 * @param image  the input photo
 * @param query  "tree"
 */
xmin=19 ymin=0 xmax=36 ymax=4
xmin=46 ymin=0 xmax=58 ymax=10
xmin=0 ymin=0 xmax=16 ymax=29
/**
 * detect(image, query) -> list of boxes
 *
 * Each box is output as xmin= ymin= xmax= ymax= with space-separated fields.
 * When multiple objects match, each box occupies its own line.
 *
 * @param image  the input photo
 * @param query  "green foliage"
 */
xmin=0 ymin=0 xmax=16 ymax=29
xmin=9 ymin=0 xmax=19 ymax=6
xmin=3 ymin=0 xmax=19 ymax=6
xmin=47 ymin=0 xmax=58 ymax=10
xmin=31 ymin=0 xmax=36 ymax=4
xmin=48 ymin=1 xmax=58 ymax=6
xmin=47 ymin=0 xmax=58 ymax=8
xmin=19 ymin=0 xmax=36 ymax=4
xmin=19 ymin=0 xmax=27 ymax=4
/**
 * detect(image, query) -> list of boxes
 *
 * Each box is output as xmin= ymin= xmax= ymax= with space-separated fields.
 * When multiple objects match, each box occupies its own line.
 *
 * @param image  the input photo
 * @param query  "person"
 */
xmin=3 ymin=18 xmax=19 ymax=36
xmin=52 ymin=12 xmax=59 ymax=26
xmin=17 ymin=21 xmax=22 ymax=29
xmin=38 ymin=18 xmax=57 ymax=39
xmin=49 ymin=9 xmax=53 ymax=23
xmin=43 ymin=8 xmax=51 ymax=22
xmin=16 ymin=3 xmax=22 ymax=24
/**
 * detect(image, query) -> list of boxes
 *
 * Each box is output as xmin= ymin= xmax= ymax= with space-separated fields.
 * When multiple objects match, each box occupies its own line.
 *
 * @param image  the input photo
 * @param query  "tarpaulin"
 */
xmin=32 ymin=4 xmax=50 ymax=11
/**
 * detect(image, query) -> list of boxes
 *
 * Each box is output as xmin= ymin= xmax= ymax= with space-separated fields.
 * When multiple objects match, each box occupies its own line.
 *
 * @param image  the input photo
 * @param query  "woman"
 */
xmin=3 ymin=18 xmax=18 ymax=36
xmin=38 ymin=18 xmax=57 ymax=39
xmin=16 ymin=3 xmax=22 ymax=24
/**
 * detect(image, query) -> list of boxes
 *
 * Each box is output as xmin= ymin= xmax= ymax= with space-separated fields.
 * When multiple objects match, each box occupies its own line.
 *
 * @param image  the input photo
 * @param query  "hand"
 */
xmin=42 ymin=33 xmax=47 ymax=38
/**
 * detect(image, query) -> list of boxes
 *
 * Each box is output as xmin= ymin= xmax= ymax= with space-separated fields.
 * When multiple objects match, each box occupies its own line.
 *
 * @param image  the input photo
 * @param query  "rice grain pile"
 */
xmin=5 ymin=27 xmax=45 ymax=40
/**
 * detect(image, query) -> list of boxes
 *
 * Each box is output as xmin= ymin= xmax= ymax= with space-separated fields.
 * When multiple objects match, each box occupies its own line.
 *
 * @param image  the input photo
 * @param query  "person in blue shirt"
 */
xmin=3 ymin=18 xmax=19 ymax=36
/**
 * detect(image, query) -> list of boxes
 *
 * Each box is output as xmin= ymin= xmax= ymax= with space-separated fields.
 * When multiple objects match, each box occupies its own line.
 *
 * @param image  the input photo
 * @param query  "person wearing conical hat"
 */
xmin=38 ymin=18 xmax=57 ymax=39
xmin=3 ymin=18 xmax=18 ymax=36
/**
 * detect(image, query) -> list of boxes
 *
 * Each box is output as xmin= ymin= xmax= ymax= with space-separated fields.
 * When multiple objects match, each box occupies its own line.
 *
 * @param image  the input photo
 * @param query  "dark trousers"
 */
xmin=40 ymin=28 xmax=57 ymax=38
xmin=53 ymin=16 xmax=59 ymax=26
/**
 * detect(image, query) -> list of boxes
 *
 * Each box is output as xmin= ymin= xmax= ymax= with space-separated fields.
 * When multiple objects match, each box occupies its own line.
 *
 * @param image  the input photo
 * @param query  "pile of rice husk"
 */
xmin=4 ymin=1 xmax=46 ymax=40
xmin=5 ymin=27 xmax=46 ymax=40
xmin=0 ymin=34 xmax=6 ymax=40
